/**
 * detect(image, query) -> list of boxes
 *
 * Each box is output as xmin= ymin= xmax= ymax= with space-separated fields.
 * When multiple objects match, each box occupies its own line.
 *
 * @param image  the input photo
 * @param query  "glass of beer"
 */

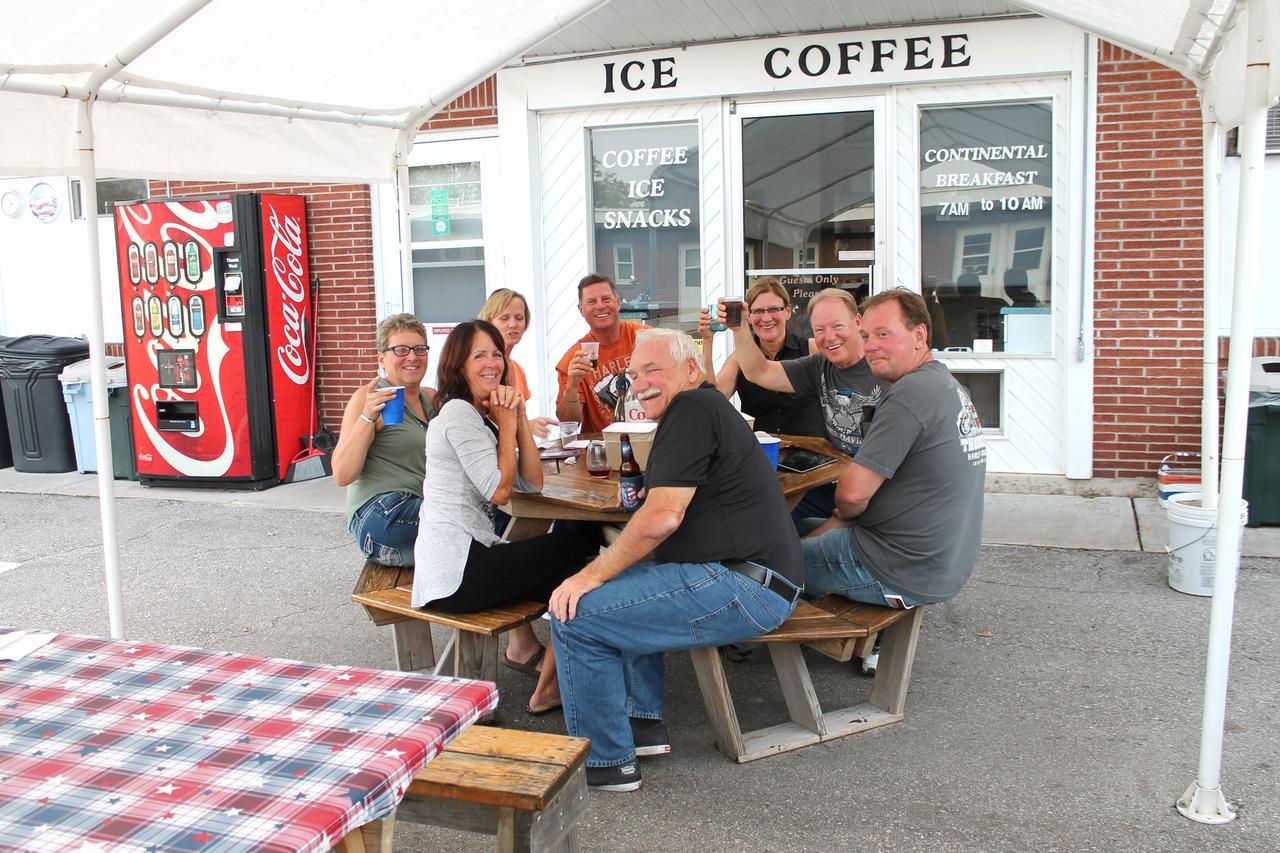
xmin=585 ymin=441 xmax=610 ymax=478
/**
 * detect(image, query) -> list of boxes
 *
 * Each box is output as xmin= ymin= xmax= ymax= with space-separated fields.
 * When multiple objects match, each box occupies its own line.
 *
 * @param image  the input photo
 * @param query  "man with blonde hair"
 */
xmin=549 ymin=328 xmax=802 ymax=793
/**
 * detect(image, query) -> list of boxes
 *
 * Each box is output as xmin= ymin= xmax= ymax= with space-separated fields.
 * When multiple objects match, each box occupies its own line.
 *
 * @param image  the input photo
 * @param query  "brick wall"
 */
xmin=1092 ymin=43 xmax=1206 ymax=478
xmin=419 ymin=77 xmax=497 ymax=131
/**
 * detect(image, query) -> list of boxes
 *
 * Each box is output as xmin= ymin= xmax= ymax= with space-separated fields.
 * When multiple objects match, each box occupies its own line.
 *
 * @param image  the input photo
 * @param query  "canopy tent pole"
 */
xmin=1199 ymin=120 xmax=1222 ymax=510
xmin=1177 ymin=0 xmax=1271 ymax=824
xmin=68 ymin=0 xmax=215 ymax=638
xmin=394 ymin=130 xmax=414 ymax=316
xmin=73 ymin=102 xmax=124 ymax=639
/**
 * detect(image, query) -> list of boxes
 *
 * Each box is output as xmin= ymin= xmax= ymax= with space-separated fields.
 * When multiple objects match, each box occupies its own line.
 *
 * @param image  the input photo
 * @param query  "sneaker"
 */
xmin=586 ymin=761 xmax=642 ymax=792
xmin=630 ymin=717 xmax=671 ymax=757
xmin=859 ymin=635 xmax=881 ymax=675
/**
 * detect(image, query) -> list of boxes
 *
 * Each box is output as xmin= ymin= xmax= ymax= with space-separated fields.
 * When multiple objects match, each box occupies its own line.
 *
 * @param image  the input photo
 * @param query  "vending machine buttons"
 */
xmin=128 ymin=244 xmax=142 ymax=285
xmin=184 ymin=240 xmax=201 ymax=283
xmin=163 ymin=242 xmax=180 ymax=283
xmin=147 ymin=296 xmax=164 ymax=337
xmin=143 ymin=242 xmax=159 ymax=283
xmin=131 ymin=297 xmax=146 ymax=339
xmin=167 ymin=295 xmax=184 ymax=337
xmin=188 ymin=295 xmax=206 ymax=337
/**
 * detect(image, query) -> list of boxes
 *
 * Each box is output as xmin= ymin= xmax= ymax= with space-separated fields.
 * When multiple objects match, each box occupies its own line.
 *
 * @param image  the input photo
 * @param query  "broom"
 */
xmin=283 ymin=273 xmax=333 ymax=483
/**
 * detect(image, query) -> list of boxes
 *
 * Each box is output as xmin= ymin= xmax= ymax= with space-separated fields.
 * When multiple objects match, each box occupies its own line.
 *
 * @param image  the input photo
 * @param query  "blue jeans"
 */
xmin=802 ymin=527 xmax=925 ymax=608
xmin=551 ymin=561 xmax=798 ymax=768
xmin=349 ymin=491 xmax=421 ymax=567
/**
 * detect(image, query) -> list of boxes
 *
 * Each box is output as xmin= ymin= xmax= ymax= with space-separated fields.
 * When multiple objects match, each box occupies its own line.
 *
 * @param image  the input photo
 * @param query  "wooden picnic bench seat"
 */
xmin=351 ymin=559 xmax=545 ymax=683
xmin=397 ymin=725 xmax=590 ymax=853
xmin=690 ymin=595 xmax=924 ymax=763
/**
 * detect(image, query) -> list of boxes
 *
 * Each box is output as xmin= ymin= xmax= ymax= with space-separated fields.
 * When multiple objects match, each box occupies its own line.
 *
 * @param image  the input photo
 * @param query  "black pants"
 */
xmin=428 ymin=524 xmax=601 ymax=614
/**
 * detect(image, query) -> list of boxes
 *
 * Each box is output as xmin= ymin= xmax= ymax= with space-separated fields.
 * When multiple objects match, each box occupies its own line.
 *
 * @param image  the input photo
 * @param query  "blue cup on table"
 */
xmin=381 ymin=386 xmax=406 ymax=425
xmin=757 ymin=432 xmax=781 ymax=469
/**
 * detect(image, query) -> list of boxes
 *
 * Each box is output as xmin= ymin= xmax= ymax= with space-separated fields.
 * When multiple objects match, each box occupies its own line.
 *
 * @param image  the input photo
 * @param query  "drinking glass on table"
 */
xmin=559 ymin=420 xmax=581 ymax=449
xmin=585 ymin=440 xmax=610 ymax=478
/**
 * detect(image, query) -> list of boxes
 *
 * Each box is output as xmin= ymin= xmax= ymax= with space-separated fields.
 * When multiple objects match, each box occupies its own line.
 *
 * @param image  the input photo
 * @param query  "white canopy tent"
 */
xmin=2 ymin=0 xmax=1275 ymax=826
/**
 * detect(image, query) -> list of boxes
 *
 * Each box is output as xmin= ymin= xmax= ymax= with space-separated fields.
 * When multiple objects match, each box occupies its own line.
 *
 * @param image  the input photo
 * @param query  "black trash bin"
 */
xmin=0 ymin=335 xmax=11 ymax=469
xmin=0 ymin=335 xmax=91 ymax=473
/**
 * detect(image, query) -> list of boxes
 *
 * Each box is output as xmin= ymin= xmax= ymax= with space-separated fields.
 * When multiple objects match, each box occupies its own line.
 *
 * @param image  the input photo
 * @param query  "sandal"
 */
xmin=526 ymin=698 xmax=562 ymax=716
xmin=502 ymin=645 xmax=546 ymax=675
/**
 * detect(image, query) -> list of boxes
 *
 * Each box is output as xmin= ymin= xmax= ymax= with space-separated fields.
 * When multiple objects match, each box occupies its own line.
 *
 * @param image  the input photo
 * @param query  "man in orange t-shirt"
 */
xmin=556 ymin=273 xmax=648 ymax=433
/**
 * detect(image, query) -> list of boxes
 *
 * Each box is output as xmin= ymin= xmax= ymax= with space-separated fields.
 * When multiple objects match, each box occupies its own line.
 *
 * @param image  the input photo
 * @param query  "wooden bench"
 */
xmin=689 ymin=595 xmax=924 ymax=763
xmin=396 ymin=725 xmax=590 ymax=853
xmin=351 ymin=560 xmax=545 ymax=683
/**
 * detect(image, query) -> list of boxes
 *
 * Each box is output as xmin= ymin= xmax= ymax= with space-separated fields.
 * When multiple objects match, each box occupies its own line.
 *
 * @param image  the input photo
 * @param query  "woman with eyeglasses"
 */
xmin=699 ymin=277 xmax=825 ymax=436
xmin=334 ymin=313 xmax=436 ymax=567
xmin=414 ymin=320 xmax=601 ymax=714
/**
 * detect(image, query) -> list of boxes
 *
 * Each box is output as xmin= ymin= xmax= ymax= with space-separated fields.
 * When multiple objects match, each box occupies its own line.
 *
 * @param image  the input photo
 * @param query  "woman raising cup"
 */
xmin=333 ymin=314 xmax=436 ymax=567
xmin=412 ymin=320 xmax=600 ymax=714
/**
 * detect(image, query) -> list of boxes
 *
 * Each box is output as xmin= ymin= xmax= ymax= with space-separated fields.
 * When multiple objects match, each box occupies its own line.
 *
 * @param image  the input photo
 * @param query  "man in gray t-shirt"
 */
xmin=803 ymin=289 xmax=986 ymax=607
xmin=731 ymin=288 xmax=883 ymax=456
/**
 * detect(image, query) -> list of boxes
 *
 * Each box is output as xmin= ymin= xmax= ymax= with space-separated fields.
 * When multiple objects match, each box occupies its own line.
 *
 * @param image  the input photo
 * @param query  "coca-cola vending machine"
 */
xmin=113 ymin=193 xmax=317 ymax=488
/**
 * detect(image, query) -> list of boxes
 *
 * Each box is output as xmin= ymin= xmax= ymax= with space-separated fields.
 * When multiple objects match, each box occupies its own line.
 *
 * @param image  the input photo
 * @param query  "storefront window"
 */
xmin=920 ymin=102 xmax=1053 ymax=353
xmin=589 ymin=123 xmax=700 ymax=329
xmin=741 ymin=110 xmax=876 ymax=337
xmin=408 ymin=161 xmax=486 ymax=321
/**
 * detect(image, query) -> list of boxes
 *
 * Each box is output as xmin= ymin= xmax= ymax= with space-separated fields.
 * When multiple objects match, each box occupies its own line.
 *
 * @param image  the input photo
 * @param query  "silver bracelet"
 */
xmin=358 ymin=413 xmax=376 ymax=424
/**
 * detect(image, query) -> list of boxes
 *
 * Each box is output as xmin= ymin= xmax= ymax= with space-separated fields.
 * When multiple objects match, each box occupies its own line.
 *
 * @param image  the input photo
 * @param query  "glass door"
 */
xmin=732 ymin=98 xmax=885 ymax=336
xmin=405 ymin=136 xmax=502 ymax=382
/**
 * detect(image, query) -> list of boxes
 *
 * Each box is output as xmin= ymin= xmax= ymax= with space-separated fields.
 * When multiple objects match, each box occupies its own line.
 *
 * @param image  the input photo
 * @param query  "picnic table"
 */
xmin=0 ymin=627 xmax=497 ymax=852
xmin=503 ymin=433 xmax=851 ymax=541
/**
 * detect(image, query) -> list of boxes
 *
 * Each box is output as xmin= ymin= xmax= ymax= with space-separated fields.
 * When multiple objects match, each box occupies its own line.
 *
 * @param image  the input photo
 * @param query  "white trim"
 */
xmin=1064 ymin=32 xmax=1097 ymax=479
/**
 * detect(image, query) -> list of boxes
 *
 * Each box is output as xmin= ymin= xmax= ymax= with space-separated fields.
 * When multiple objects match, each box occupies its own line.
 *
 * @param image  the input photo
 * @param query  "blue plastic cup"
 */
xmin=381 ymin=386 xmax=406 ymax=425
xmin=757 ymin=432 xmax=781 ymax=469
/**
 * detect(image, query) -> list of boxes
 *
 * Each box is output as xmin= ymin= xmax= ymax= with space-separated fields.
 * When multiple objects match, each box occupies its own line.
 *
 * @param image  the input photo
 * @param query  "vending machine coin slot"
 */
xmin=155 ymin=400 xmax=198 ymax=432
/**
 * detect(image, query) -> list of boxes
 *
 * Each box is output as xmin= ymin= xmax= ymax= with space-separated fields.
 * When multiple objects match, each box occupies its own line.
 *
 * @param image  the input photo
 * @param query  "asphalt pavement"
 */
xmin=1 ymin=473 xmax=1277 ymax=851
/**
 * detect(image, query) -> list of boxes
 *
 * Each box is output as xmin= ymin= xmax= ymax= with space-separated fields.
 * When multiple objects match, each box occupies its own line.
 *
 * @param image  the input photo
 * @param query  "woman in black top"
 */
xmin=699 ymin=277 xmax=824 ymax=436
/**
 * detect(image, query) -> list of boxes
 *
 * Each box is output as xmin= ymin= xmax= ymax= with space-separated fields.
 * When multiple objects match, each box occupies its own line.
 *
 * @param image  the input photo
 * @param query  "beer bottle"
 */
xmin=618 ymin=433 xmax=643 ymax=512
xmin=614 ymin=374 xmax=629 ymax=424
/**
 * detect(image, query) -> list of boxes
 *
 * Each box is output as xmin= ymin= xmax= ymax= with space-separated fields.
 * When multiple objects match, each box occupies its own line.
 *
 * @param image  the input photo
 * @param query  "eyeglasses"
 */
xmin=749 ymin=306 xmax=788 ymax=318
xmin=384 ymin=344 xmax=429 ymax=357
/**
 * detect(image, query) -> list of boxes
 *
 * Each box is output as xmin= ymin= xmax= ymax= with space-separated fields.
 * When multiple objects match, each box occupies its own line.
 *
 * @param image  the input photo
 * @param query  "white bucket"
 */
xmin=1165 ymin=493 xmax=1249 ymax=597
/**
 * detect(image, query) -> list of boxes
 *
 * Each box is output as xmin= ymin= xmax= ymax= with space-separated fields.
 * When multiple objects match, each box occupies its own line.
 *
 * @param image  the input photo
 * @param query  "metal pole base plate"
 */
xmin=1176 ymin=781 xmax=1237 ymax=824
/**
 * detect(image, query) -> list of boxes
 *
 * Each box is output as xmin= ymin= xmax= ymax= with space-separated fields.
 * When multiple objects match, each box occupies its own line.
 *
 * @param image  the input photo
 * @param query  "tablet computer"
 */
xmin=776 ymin=447 xmax=837 ymax=474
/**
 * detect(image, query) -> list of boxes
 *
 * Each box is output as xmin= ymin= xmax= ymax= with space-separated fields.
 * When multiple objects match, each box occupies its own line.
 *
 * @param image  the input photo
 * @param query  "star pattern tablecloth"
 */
xmin=0 ymin=628 xmax=499 ymax=852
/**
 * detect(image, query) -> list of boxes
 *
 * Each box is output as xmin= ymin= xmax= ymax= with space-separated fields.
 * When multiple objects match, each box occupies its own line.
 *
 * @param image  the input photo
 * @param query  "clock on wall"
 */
xmin=0 ymin=190 xmax=21 ymax=219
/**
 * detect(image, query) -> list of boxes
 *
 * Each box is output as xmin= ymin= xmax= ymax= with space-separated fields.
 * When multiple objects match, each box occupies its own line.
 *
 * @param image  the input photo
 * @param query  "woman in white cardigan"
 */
xmin=413 ymin=320 xmax=598 ymax=714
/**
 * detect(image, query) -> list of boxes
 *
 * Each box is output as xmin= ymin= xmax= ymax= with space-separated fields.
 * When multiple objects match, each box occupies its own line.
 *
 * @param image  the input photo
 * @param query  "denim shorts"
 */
xmin=349 ymin=491 xmax=422 ymax=567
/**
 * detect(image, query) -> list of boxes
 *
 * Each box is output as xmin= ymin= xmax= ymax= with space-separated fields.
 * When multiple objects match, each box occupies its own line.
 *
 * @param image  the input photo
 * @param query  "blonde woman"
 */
xmin=479 ymin=288 xmax=557 ymax=439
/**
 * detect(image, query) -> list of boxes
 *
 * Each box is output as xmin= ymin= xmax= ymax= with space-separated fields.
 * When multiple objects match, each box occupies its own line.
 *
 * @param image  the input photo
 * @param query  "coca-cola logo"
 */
xmin=267 ymin=206 xmax=309 ymax=385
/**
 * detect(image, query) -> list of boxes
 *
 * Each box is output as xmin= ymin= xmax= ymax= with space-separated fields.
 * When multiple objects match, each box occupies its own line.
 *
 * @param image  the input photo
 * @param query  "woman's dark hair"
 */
xmin=434 ymin=320 xmax=508 ymax=409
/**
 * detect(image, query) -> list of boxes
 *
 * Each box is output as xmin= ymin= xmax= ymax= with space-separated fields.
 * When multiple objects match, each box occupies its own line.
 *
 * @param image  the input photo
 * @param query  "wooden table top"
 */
xmin=504 ymin=433 xmax=850 ymax=527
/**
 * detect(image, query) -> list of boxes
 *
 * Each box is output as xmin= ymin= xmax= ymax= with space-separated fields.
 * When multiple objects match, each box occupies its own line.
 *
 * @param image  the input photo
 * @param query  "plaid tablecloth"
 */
xmin=0 ymin=629 xmax=499 ymax=852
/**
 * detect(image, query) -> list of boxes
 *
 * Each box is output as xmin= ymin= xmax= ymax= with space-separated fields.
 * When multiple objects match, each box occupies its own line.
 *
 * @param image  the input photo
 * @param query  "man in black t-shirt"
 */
xmin=549 ymin=328 xmax=803 ymax=793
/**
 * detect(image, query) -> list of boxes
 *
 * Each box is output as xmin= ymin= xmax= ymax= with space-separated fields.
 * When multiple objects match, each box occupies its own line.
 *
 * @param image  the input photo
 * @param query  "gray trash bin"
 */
xmin=0 ymin=335 xmax=90 ymax=472
xmin=59 ymin=357 xmax=129 ymax=475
